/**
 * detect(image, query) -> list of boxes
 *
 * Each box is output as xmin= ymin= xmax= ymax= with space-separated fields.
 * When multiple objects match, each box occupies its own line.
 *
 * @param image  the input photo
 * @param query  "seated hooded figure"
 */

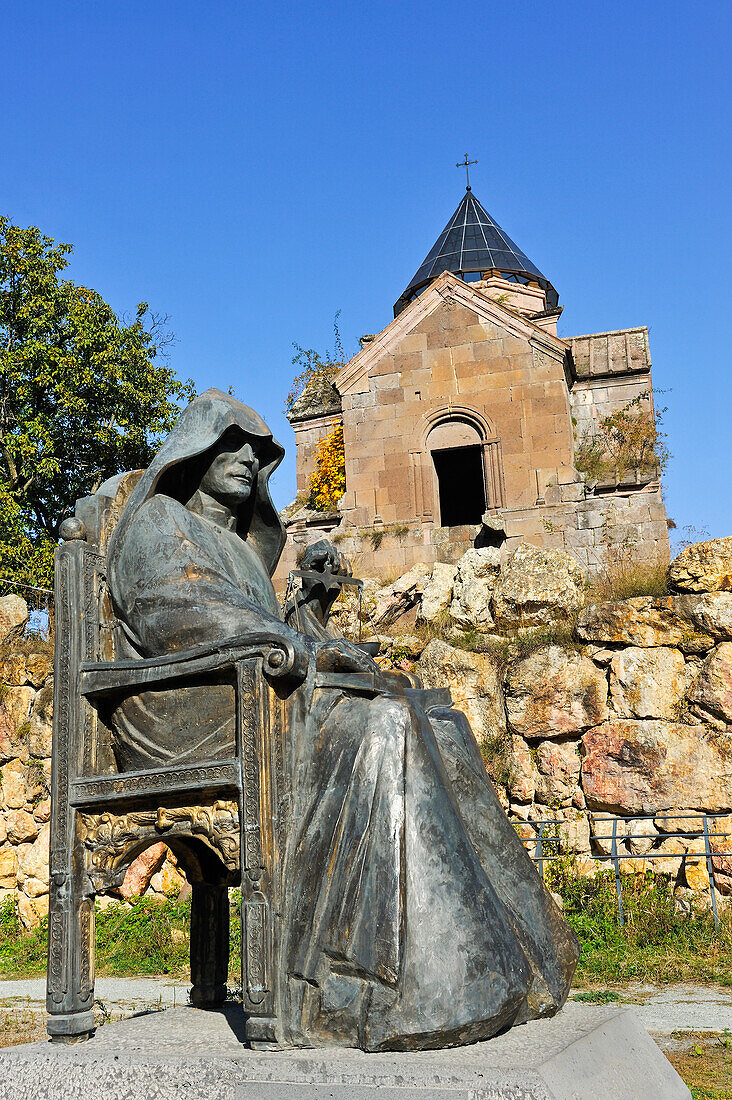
xmin=107 ymin=388 xmax=578 ymax=1052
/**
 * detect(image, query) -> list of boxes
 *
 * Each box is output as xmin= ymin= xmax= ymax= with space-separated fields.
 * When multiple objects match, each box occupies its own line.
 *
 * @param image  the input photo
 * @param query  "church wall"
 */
xmin=300 ymin=484 xmax=669 ymax=583
xmin=338 ymin=300 xmax=576 ymax=530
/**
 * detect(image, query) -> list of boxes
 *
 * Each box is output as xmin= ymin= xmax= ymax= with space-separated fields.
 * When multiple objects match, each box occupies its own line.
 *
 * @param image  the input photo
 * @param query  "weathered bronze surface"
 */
xmin=47 ymin=388 xmax=578 ymax=1051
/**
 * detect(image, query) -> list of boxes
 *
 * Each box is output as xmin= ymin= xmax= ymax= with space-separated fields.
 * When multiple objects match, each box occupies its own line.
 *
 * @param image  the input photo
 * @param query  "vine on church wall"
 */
xmin=309 ymin=423 xmax=346 ymax=512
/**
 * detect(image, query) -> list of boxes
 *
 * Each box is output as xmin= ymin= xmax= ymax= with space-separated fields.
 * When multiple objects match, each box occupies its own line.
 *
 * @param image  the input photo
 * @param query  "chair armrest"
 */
xmin=79 ymin=631 xmax=308 ymax=699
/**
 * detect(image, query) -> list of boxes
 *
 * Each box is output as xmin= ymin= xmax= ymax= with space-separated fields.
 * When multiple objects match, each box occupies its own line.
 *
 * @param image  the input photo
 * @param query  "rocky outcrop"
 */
xmin=372 ymin=562 xmax=432 ymax=628
xmin=419 ymin=562 xmax=458 ymax=623
xmin=374 ymin=543 xmax=585 ymax=634
xmin=669 ymin=536 xmax=732 ymax=593
xmin=687 ymin=643 xmax=732 ymax=726
xmin=582 ymin=720 xmax=732 ymax=814
xmin=379 ymin=538 xmax=732 ymax=898
xmin=608 ymin=646 xmax=686 ymax=719
xmin=419 ymin=639 xmax=505 ymax=745
xmin=0 ymin=596 xmax=29 ymax=643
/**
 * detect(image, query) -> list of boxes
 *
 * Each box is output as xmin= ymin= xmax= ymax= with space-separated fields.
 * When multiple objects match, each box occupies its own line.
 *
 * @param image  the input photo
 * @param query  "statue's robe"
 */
xmin=107 ymin=389 xmax=578 ymax=1051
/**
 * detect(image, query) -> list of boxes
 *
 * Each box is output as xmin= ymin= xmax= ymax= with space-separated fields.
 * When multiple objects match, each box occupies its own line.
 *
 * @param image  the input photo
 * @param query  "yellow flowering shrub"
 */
xmin=309 ymin=423 xmax=346 ymax=512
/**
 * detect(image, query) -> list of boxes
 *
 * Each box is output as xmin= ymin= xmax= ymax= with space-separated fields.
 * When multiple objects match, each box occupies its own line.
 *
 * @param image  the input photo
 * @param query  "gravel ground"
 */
xmin=0 ymin=977 xmax=186 ymax=1021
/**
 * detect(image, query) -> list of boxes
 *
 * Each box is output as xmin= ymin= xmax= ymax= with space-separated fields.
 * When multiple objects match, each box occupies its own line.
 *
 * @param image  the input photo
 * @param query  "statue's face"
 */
xmin=200 ymin=431 xmax=260 ymax=506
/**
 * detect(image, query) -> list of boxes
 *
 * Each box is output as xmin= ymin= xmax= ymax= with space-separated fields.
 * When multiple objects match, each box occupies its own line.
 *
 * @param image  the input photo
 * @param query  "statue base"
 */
xmin=0 ymin=1002 xmax=688 ymax=1099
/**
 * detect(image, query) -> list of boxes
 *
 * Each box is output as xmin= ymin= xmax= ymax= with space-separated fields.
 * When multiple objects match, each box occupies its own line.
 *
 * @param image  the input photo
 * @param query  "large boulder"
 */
xmin=419 ymin=561 xmax=458 ymax=623
xmin=582 ymin=719 xmax=732 ymax=814
xmin=505 ymin=645 xmax=608 ymax=739
xmin=491 ymin=544 xmax=585 ymax=629
xmin=687 ymin=642 xmax=732 ymax=725
xmin=669 ymin=537 xmax=732 ymax=593
xmin=0 ymin=847 xmax=18 ymax=888
xmin=118 ymin=842 xmax=168 ymax=899
xmin=17 ymin=892 xmax=48 ymax=930
xmin=609 ymin=646 xmax=686 ymax=719
xmin=507 ymin=734 xmax=537 ymax=803
xmin=448 ymin=548 xmax=500 ymax=629
xmin=0 ymin=596 xmax=28 ymax=644
xmin=28 ymin=684 xmax=53 ymax=759
xmin=0 ymin=758 xmax=28 ymax=810
xmin=419 ymin=639 xmax=505 ymax=746
xmin=17 ymin=822 xmax=49 ymax=897
xmin=5 ymin=809 xmax=39 ymax=844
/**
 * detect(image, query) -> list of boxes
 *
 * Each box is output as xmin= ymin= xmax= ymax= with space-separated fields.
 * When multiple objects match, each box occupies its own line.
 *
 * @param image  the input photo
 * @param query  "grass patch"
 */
xmin=586 ymin=556 xmax=670 ymax=602
xmin=0 ymin=1005 xmax=47 ymax=1047
xmin=0 ymin=893 xmax=243 ymax=983
xmin=548 ymin=865 xmax=732 ymax=987
xmin=447 ymin=622 xmax=582 ymax=670
xmin=571 ymin=989 xmax=621 ymax=1004
xmin=665 ymin=1031 xmax=732 ymax=1098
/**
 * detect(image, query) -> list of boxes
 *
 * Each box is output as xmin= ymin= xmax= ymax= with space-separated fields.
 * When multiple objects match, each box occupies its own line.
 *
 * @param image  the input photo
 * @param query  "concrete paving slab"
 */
xmin=0 ymin=1001 xmax=689 ymax=1100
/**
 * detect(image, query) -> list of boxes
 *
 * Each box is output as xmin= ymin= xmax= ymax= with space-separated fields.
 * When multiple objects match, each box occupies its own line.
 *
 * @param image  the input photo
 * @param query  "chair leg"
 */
xmin=46 ymin=824 xmax=96 ymax=1041
xmin=190 ymin=882 xmax=229 ymax=1007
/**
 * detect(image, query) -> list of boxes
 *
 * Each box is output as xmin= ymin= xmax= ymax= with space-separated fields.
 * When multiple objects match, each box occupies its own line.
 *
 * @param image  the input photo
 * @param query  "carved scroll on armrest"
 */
xmin=80 ymin=631 xmax=309 ymax=699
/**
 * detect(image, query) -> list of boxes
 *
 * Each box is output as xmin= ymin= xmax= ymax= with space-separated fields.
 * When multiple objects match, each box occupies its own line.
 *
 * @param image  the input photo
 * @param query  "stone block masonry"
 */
xmin=282 ymin=270 xmax=669 ymax=584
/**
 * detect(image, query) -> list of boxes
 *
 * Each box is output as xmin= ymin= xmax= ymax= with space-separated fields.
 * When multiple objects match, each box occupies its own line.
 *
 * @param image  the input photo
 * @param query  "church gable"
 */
xmin=335 ymin=276 xmax=574 ymax=528
xmin=336 ymin=271 xmax=566 ymax=396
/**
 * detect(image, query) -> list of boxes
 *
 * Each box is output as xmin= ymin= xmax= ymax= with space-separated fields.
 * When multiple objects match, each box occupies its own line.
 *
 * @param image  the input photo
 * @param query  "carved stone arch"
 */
xmin=410 ymin=406 xmax=506 ymax=524
xmin=81 ymin=801 xmax=240 ymax=895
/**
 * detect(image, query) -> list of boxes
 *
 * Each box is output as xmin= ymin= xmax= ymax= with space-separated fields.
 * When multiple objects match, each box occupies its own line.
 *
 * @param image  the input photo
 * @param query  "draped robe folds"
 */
xmin=106 ymin=389 xmax=578 ymax=1052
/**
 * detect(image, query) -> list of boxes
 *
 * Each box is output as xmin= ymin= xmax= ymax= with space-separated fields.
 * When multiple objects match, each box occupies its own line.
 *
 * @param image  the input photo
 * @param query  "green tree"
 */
xmin=0 ymin=217 xmax=195 ymax=588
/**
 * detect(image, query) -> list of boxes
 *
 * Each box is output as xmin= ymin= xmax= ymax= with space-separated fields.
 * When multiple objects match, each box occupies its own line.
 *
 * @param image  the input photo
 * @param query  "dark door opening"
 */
xmin=432 ymin=445 xmax=486 ymax=527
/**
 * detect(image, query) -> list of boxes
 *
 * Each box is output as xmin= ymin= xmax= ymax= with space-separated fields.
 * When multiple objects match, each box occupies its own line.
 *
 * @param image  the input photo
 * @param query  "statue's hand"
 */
xmin=316 ymin=638 xmax=378 ymax=676
xmin=300 ymin=540 xmax=351 ymax=581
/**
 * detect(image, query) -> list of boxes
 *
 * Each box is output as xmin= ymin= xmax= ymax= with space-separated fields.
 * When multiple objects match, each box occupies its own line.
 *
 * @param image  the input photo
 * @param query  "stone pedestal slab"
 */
xmin=0 ymin=1002 xmax=689 ymax=1100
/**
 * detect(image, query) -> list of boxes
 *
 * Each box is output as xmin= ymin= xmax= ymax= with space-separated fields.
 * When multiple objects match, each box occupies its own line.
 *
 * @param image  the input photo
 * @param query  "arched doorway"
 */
xmin=426 ymin=418 xmax=487 ymax=527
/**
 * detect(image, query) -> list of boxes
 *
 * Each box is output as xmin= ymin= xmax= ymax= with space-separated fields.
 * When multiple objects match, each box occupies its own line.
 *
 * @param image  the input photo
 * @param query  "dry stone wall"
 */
xmin=0 ymin=597 xmax=184 ymax=928
xmin=3 ymin=537 xmax=732 ymax=927
xmin=369 ymin=538 xmax=732 ymax=902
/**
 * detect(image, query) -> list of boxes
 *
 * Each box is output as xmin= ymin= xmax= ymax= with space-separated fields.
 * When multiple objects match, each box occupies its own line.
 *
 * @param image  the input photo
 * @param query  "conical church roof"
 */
xmin=394 ymin=190 xmax=558 ymax=316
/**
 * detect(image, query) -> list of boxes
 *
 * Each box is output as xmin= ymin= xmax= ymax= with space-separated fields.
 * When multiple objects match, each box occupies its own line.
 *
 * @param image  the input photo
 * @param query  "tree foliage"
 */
xmin=284 ymin=311 xmax=345 ymax=415
xmin=0 ymin=217 xmax=195 ymax=588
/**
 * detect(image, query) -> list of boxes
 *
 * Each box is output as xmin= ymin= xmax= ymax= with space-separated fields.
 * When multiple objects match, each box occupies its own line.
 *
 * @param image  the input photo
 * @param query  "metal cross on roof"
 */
xmin=456 ymin=153 xmax=478 ymax=191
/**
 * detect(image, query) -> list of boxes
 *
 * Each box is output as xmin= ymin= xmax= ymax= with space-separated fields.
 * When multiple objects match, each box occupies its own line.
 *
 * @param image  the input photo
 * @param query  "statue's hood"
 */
xmin=108 ymin=388 xmax=286 ymax=577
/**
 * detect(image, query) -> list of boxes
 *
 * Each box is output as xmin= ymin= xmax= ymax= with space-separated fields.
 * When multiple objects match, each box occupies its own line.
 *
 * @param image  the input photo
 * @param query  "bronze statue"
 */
xmin=105 ymin=390 xmax=577 ymax=1048
xmin=49 ymin=388 xmax=577 ymax=1050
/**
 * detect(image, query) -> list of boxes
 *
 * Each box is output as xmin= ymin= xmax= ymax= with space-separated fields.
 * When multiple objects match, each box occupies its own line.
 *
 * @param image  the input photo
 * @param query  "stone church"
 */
xmin=279 ymin=187 xmax=669 ymax=580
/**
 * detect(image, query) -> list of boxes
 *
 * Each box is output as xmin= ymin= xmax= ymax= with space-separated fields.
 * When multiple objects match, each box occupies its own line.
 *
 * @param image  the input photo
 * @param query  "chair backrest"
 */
xmin=55 ymin=471 xmax=143 ymax=775
xmin=72 ymin=471 xmax=143 ymax=664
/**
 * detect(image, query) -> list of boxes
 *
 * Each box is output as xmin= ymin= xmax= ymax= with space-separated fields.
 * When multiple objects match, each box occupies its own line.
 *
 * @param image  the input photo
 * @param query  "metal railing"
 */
xmin=516 ymin=812 xmax=732 ymax=930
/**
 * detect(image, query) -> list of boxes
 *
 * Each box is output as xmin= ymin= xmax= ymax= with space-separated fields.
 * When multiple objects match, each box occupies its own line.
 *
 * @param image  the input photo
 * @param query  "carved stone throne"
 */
xmin=47 ymin=473 xmax=301 ymax=1045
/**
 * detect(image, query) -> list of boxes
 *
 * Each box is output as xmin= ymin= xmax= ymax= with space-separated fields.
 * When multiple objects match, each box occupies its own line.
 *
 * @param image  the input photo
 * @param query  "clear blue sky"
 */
xmin=2 ymin=1 xmax=730 ymax=543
